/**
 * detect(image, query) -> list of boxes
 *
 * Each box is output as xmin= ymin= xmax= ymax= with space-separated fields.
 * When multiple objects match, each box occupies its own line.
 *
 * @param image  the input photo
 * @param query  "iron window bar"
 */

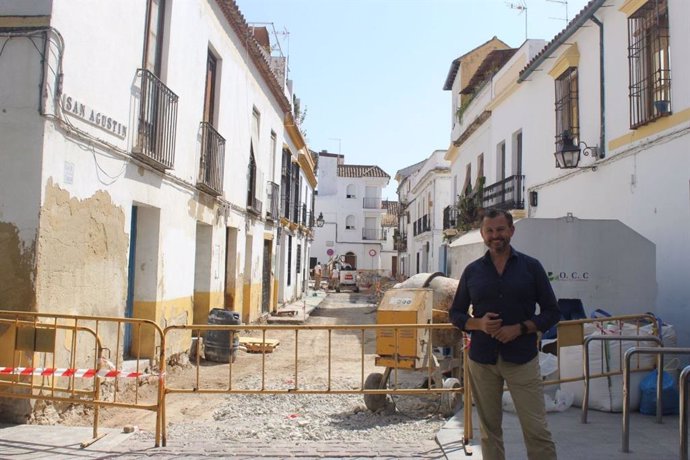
xmin=196 ymin=122 xmax=225 ymax=196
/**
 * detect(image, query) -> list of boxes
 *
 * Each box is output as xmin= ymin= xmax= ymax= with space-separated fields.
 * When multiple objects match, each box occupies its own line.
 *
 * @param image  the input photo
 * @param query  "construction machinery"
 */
xmin=363 ymin=285 xmax=463 ymax=416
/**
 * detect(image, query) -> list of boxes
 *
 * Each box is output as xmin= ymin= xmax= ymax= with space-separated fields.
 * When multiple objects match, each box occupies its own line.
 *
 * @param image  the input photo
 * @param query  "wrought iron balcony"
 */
xmin=266 ymin=181 xmax=280 ymax=221
xmin=422 ymin=214 xmax=430 ymax=232
xmin=308 ymin=210 xmax=315 ymax=228
xmin=482 ymin=175 xmax=525 ymax=210
xmin=363 ymin=196 xmax=382 ymax=209
xmin=196 ymin=122 xmax=225 ymax=196
xmin=394 ymin=231 xmax=407 ymax=251
xmin=443 ymin=205 xmax=458 ymax=230
xmin=300 ymin=203 xmax=307 ymax=226
xmin=362 ymin=227 xmax=385 ymax=241
xmin=133 ymin=69 xmax=178 ymax=171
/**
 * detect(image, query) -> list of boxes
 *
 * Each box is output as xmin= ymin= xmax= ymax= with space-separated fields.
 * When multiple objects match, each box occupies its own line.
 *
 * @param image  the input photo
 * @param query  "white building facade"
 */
xmin=396 ymin=150 xmax=451 ymax=276
xmin=0 ymin=0 xmax=317 ymax=373
xmin=443 ymin=0 xmax=690 ymax=345
xmin=312 ymin=152 xmax=390 ymax=277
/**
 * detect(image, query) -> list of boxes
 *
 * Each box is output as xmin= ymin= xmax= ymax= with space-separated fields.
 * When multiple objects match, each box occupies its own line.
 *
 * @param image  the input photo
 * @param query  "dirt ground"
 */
xmin=48 ymin=291 xmax=383 ymax=432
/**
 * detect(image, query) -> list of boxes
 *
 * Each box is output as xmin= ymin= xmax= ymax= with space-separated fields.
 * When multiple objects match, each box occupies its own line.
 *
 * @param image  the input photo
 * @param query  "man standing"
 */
xmin=449 ymin=209 xmax=559 ymax=460
xmin=329 ymin=264 xmax=340 ymax=291
xmin=313 ymin=262 xmax=322 ymax=290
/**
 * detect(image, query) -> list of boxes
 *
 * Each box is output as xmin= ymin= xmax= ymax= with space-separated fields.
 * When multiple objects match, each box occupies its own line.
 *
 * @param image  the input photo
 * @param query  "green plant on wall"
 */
xmin=456 ymin=93 xmax=476 ymax=124
xmin=456 ymin=176 xmax=485 ymax=232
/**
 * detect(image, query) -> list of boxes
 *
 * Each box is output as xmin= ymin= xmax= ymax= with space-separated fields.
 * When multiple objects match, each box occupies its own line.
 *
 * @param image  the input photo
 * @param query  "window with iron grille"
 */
xmin=628 ymin=0 xmax=671 ymax=129
xmin=296 ymin=244 xmax=302 ymax=273
xmin=554 ymin=67 xmax=579 ymax=154
xmin=287 ymin=235 xmax=292 ymax=286
xmin=247 ymin=149 xmax=257 ymax=208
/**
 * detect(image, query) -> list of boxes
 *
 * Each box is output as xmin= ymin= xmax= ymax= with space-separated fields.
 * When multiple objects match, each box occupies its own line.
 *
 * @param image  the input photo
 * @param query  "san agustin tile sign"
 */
xmin=62 ymin=94 xmax=128 ymax=139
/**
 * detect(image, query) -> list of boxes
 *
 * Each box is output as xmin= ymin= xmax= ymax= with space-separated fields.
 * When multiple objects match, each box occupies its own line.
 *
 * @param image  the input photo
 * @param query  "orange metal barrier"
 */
xmin=0 ymin=310 xmax=165 ymax=447
xmin=162 ymin=323 xmax=470 ymax=447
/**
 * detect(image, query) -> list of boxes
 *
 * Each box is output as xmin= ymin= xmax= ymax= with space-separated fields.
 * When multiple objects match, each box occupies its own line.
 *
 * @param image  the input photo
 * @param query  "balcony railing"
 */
xmin=248 ymin=195 xmax=263 ymax=216
xmin=133 ymin=69 xmax=178 ymax=170
xmin=482 ymin=175 xmax=525 ymax=210
xmin=362 ymin=228 xmax=385 ymax=241
xmin=300 ymin=203 xmax=307 ymax=226
xmin=308 ymin=210 xmax=315 ymax=228
xmin=422 ymin=214 xmax=430 ymax=232
xmin=443 ymin=205 xmax=458 ymax=230
xmin=196 ymin=122 xmax=225 ymax=196
xmin=363 ymin=196 xmax=382 ymax=209
xmin=266 ymin=181 xmax=280 ymax=221
xmin=395 ymin=231 xmax=407 ymax=251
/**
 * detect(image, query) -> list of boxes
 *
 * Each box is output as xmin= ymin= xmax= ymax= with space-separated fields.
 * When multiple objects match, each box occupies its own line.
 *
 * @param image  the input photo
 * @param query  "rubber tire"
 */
xmin=354 ymin=286 xmax=360 ymax=293
xmin=364 ymin=372 xmax=388 ymax=412
xmin=335 ymin=286 xmax=340 ymax=293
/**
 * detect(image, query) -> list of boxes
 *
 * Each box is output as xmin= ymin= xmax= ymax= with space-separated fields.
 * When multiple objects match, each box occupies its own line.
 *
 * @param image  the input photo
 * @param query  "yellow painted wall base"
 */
xmin=193 ymin=291 xmax=224 ymax=325
xmin=132 ymin=296 xmax=193 ymax=358
xmin=242 ymin=282 xmax=264 ymax=324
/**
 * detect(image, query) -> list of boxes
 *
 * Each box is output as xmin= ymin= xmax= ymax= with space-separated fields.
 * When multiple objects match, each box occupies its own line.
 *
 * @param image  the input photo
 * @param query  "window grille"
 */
xmin=554 ymin=67 xmax=579 ymax=153
xmin=628 ymin=0 xmax=671 ymax=128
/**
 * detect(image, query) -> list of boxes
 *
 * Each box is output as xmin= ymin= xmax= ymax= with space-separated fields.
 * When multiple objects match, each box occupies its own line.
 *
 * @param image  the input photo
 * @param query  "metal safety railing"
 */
xmin=622 ymin=346 xmax=690 ymax=454
xmin=162 ymin=323 xmax=469 ymax=447
xmin=679 ymin=365 xmax=690 ymax=460
xmin=546 ymin=313 xmax=658 ymax=388
xmin=581 ymin=335 xmax=662 ymax=423
xmin=0 ymin=310 xmax=166 ymax=447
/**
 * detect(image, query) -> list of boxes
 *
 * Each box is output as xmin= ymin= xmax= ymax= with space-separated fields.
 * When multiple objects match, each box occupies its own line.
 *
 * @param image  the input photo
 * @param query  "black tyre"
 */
xmin=363 ymin=372 xmax=388 ymax=412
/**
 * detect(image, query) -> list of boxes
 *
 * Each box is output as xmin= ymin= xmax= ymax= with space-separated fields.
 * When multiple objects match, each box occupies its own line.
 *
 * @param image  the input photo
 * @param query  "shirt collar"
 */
xmin=482 ymin=246 xmax=518 ymax=263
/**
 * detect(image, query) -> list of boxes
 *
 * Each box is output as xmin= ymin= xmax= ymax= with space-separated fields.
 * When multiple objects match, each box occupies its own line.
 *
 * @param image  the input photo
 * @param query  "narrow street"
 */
xmin=47 ymin=289 xmax=448 ymax=458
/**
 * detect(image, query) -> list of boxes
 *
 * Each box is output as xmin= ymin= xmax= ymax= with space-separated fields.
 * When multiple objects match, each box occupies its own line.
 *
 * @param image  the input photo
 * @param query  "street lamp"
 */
xmin=554 ymin=131 xmax=602 ymax=169
xmin=316 ymin=212 xmax=325 ymax=228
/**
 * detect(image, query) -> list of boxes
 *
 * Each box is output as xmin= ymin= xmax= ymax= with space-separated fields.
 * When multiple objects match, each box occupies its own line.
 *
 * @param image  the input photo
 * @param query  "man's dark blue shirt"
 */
xmin=449 ymin=247 xmax=560 ymax=364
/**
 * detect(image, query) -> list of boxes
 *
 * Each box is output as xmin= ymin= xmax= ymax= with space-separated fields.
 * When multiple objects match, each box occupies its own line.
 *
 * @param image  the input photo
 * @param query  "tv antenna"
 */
xmin=546 ymin=0 xmax=570 ymax=23
xmin=506 ymin=1 xmax=528 ymax=41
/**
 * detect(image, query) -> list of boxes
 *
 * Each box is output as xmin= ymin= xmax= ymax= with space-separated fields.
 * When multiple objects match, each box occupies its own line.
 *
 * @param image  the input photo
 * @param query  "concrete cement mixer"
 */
xmin=363 ymin=273 xmax=465 ymax=416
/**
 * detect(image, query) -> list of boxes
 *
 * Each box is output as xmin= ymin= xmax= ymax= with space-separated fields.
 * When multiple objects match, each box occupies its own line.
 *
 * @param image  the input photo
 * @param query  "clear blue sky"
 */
xmin=235 ymin=0 xmax=591 ymax=200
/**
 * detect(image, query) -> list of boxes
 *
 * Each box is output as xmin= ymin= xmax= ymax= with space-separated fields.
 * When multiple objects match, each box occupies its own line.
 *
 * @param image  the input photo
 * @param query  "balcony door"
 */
xmin=143 ymin=0 xmax=166 ymax=77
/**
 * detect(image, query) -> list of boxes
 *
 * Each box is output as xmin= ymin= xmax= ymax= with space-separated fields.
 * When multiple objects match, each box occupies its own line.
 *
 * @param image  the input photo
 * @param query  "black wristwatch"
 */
xmin=520 ymin=322 xmax=528 ymax=335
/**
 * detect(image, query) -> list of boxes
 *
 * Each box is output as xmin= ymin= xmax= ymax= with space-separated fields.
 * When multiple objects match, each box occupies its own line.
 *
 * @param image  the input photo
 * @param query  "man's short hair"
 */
xmin=481 ymin=208 xmax=513 ymax=227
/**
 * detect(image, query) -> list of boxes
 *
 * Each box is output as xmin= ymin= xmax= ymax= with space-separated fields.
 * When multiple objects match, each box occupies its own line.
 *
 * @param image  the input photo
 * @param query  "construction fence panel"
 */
xmin=162 ymin=323 xmax=469 ymax=446
xmin=0 ymin=310 xmax=165 ymax=447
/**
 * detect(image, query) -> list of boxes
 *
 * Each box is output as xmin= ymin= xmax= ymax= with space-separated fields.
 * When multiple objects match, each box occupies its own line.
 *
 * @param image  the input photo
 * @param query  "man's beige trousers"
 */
xmin=468 ymin=355 xmax=557 ymax=460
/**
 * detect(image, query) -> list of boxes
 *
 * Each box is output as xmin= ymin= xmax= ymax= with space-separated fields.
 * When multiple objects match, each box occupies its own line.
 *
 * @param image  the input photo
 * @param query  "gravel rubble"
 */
xmin=133 ymin=375 xmax=449 ymax=444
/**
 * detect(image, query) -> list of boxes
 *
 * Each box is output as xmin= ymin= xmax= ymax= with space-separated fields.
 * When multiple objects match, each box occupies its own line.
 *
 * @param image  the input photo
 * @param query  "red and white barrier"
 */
xmin=0 ymin=367 xmax=146 ymax=379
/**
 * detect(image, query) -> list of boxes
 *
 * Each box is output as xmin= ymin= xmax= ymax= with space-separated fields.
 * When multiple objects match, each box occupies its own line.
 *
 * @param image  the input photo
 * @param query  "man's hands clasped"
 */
xmin=478 ymin=312 xmax=521 ymax=343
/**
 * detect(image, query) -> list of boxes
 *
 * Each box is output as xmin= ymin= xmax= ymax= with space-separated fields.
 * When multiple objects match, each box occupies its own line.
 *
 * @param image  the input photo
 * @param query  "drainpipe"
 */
xmin=591 ymin=15 xmax=606 ymax=159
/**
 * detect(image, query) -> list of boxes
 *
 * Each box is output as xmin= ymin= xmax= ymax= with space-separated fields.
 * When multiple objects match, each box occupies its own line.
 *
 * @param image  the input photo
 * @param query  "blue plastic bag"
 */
xmin=639 ymin=369 xmax=679 ymax=415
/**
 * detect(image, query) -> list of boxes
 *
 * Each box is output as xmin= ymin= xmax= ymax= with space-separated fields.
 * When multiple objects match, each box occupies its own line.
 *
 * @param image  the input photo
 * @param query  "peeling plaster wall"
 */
xmin=0 ymin=223 xmax=36 ymax=309
xmin=35 ymin=180 xmax=128 ymax=317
